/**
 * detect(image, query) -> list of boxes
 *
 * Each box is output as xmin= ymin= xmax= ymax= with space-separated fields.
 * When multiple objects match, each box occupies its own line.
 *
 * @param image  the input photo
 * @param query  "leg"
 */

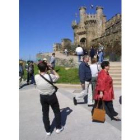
xmin=27 ymin=73 xmax=30 ymax=84
xmin=92 ymin=77 xmax=97 ymax=101
xmin=75 ymin=90 xmax=85 ymax=100
xmin=104 ymin=101 xmax=118 ymax=118
xmin=40 ymin=95 xmax=51 ymax=132
xmin=87 ymin=83 xmax=93 ymax=105
xmin=78 ymin=55 xmax=79 ymax=62
xmin=31 ymin=74 xmax=35 ymax=84
xmin=75 ymin=83 xmax=87 ymax=100
xmin=50 ymin=93 xmax=61 ymax=129
xmin=78 ymin=55 xmax=81 ymax=62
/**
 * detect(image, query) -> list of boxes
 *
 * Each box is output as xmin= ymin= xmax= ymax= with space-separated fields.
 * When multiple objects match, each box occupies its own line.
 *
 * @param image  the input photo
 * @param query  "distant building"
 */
xmin=53 ymin=43 xmax=62 ymax=51
xmin=61 ymin=38 xmax=72 ymax=50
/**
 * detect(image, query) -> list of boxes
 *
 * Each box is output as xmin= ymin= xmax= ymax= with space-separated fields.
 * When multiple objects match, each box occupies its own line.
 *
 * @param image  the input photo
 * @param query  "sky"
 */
xmin=19 ymin=0 xmax=121 ymax=61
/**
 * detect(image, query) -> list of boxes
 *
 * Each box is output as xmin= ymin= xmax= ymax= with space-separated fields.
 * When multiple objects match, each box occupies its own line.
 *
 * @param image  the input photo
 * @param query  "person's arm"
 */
xmin=96 ymin=72 xmax=106 ymax=98
xmin=50 ymin=69 xmax=59 ymax=82
xmin=50 ymin=69 xmax=59 ymax=78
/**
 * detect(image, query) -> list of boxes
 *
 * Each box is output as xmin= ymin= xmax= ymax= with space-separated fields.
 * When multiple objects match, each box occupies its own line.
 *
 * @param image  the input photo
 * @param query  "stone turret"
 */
xmin=102 ymin=15 xmax=107 ymax=34
xmin=96 ymin=6 xmax=103 ymax=18
xmin=96 ymin=6 xmax=104 ymax=37
xmin=79 ymin=6 xmax=86 ymax=25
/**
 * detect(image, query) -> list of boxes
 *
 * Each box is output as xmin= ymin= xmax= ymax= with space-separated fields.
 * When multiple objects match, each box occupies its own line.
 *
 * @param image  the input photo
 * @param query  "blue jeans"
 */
xmin=27 ymin=73 xmax=35 ymax=84
xmin=31 ymin=74 xmax=35 ymax=84
xmin=78 ymin=55 xmax=81 ymax=62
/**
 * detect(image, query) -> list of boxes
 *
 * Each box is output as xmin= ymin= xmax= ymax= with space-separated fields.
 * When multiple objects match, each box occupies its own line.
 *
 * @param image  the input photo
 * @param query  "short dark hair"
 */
xmin=91 ymin=58 xmax=97 ymax=64
xmin=38 ymin=62 xmax=47 ymax=72
xmin=101 ymin=61 xmax=110 ymax=69
xmin=83 ymin=55 xmax=89 ymax=60
xmin=52 ymin=53 xmax=55 ymax=55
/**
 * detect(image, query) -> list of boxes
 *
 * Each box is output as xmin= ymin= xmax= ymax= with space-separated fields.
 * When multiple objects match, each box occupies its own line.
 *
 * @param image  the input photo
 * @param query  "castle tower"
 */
xmin=96 ymin=6 xmax=103 ymax=18
xmin=79 ymin=7 xmax=86 ymax=26
xmin=96 ymin=6 xmax=104 ymax=37
xmin=72 ymin=5 xmax=107 ymax=50
xmin=102 ymin=15 xmax=107 ymax=34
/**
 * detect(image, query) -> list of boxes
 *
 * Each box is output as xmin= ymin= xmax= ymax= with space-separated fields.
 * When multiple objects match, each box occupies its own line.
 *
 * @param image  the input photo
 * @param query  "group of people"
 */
xmin=75 ymin=43 xmax=104 ymax=63
xmin=19 ymin=60 xmax=36 ymax=87
xmin=20 ymin=49 xmax=120 ymax=137
xmin=19 ymin=53 xmax=56 ymax=88
xmin=73 ymin=55 xmax=121 ymax=121
xmin=33 ymin=54 xmax=120 ymax=137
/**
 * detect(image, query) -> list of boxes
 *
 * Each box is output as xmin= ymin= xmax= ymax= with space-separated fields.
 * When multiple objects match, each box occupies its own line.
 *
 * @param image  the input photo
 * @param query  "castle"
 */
xmin=53 ymin=5 xmax=121 ymax=58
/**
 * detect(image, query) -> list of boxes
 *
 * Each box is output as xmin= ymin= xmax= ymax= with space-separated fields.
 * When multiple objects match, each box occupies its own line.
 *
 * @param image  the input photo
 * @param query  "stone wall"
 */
xmin=91 ymin=14 xmax=121 ymax=59
xmin=36 ymin=53 xmax=78 ymax=68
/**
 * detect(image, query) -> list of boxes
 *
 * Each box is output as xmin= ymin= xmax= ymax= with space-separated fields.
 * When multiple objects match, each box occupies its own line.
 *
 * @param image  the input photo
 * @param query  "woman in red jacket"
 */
xmin=92 ymin=61 xmax=121 ymax=121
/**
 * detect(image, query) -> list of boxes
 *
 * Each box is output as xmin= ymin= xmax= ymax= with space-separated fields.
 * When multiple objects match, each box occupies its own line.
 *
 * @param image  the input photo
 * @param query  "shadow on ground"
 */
xmin=51 ymin=107 xmax=73 ymax=132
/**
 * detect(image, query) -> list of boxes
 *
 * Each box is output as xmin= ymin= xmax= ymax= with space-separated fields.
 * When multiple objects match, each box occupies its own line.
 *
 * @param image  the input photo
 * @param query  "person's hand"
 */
xmin=99 ymin=92 xmax=103 ymax=98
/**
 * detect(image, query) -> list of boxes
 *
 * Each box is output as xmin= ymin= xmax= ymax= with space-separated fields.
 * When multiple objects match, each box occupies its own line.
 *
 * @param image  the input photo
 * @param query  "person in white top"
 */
xmin=35 ymin=62 xmax=63 ymax=136
xmin=64 ymin=48 xmax=68 ymax=56
xmin=75 ymin=45 xmax=83 ymax=62
xmin=90 ymin=58 xmax=101 ymax=104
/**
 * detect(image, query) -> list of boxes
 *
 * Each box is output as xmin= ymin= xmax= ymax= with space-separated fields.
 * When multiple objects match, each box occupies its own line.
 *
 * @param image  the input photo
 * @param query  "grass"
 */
xmin=23 ymin=64 xmax=80 ymax=84
xmin=55 ymin=66 xmax=80 ymax=84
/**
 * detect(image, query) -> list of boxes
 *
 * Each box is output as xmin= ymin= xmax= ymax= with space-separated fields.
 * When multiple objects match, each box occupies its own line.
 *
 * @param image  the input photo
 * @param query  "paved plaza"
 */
xmin=19 ymin=84 xmax=121 ymax=140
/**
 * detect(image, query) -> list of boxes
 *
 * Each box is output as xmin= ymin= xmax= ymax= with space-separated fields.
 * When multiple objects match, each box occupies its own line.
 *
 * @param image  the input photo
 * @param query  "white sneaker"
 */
xmin=46 ymin=132 xmax=51 ymax=136
xmin=56 ymin=126 xmax=64 ymax=134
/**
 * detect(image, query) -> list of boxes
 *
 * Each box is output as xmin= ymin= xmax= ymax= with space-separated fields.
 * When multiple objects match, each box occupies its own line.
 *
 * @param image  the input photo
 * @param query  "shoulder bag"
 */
xmin=40 ymin=74 xmax=58 ymax=92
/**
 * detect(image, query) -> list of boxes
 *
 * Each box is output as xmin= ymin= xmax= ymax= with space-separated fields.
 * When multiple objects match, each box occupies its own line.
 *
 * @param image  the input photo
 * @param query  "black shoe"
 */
xmin=88 ymin=104 xmax=93 ymax=107
xmin=111 ymin=117 xmax=121 ymax=121
xmin=73 ymin=97 xmax=77 ymax=105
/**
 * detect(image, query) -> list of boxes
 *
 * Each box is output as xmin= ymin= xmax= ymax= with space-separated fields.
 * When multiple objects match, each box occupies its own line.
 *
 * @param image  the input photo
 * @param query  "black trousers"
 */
xmin=40 ymin=93 xmax=61 ymax=132
xmin=92 ymin=100 xmax=118 ymax=119
xmin=27 ymin=73 xmax=35 ymax=84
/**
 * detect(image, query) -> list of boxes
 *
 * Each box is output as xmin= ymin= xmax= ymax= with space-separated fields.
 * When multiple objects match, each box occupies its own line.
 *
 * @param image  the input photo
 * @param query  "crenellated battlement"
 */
xmin=96 ymin=6 xmax=103 ymax=10
xmin=85 ymin=14 xmax=96 ymax=21
xmin=106 ymin=14 xmax=121 ymax=29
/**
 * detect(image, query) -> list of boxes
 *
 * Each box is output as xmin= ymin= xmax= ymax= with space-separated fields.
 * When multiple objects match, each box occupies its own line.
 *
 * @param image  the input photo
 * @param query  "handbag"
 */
xmin=92 ymin=99 xmax=106 ymax=122
xmin=40 ymin=74 xmax=58 ymax=92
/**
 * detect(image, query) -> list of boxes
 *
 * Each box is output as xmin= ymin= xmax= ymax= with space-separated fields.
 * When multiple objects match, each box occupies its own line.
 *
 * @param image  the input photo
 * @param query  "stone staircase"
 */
xmin=109 ymin=62 xmax=121 ymax=88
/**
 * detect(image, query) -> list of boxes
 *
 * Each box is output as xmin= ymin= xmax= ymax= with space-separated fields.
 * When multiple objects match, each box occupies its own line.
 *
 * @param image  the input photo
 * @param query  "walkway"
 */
xmin=19 ymin=84 xmax=121 ymax=140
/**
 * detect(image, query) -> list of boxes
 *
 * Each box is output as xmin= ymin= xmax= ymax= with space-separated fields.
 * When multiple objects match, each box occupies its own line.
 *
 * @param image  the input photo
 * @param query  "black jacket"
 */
xmin=90 ymin=48 xmax=95 ymax=57
xmin=79 ymin=61 xmax=92 ymax=84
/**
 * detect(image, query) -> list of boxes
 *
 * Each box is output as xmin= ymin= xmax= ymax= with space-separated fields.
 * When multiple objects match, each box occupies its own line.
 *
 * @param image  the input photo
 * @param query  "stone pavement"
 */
xmin=19 ymin=84 xmax=121 ymax=140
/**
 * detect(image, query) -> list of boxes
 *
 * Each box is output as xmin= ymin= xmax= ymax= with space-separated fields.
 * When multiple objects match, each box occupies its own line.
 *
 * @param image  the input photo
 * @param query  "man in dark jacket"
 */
xmin=27 ymin=61 xmax=35 ymax=85
xmin=73 ymin=55 xmax=93 ymax=106
xmin=89 ymin=46 xmax=95 ymax=62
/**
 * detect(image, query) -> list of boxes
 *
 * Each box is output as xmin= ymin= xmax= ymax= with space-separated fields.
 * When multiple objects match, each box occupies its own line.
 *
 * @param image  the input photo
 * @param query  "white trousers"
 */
xmin=75 ymin=81 xmax=94 ymax=105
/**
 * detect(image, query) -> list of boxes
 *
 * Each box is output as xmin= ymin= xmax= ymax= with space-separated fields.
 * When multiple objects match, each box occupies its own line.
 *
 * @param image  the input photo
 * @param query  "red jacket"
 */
xmin=93 ymin=69 xmax=114 ymax=101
